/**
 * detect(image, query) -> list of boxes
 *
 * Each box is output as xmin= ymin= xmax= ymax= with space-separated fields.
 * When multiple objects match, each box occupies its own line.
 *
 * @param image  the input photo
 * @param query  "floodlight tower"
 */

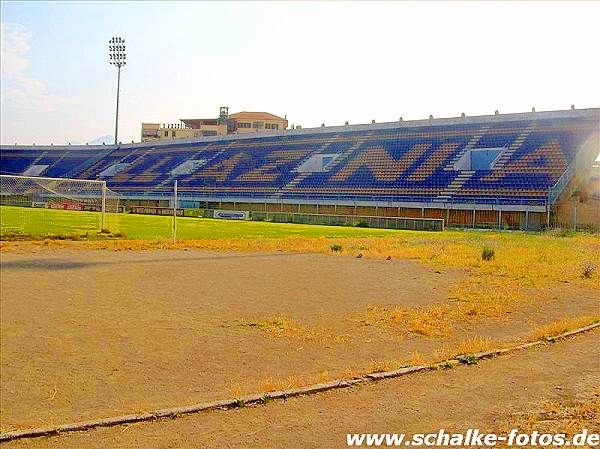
xmin=108 ymin=37 xmax=126 ymax=145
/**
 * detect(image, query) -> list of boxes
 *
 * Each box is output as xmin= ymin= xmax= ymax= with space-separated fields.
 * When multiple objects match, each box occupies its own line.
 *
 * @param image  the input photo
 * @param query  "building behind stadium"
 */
xmin=141 ymin=107 xmax=289 ymax=142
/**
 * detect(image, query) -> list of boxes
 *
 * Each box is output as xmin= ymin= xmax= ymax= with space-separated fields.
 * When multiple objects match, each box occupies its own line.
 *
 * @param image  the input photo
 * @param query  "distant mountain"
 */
xmin=88 ymin=135 xmax=113 ymax=145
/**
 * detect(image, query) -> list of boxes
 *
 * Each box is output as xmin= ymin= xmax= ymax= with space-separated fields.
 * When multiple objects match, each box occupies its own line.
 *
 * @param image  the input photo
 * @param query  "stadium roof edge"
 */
xmin=2 ymin=107 xmax=599 ymax=152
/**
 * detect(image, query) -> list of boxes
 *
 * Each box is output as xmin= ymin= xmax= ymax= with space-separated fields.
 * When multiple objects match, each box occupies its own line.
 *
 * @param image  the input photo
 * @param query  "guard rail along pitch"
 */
xmin=249 ymin=211 xmax=444 ymax=231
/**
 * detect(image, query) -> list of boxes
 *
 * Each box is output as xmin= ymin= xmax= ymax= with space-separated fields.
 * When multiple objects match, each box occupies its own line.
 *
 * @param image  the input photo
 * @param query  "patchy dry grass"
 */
xmin=364 ymin=337 xmax=498 ymax=376
xmin=358 ymin=304 xmax=451 ymax=337
xmin=433 ymin=336 xmax=498 ymax=360
xmin=407 ymin=351 xmax=427 ymax=366
xmin=530 ymin=316 xmax=600 ymax=340
xmin=501 ymin=394 xmax=600 ymax=435
xmin=543 ymin=400 xmax=562 ymax=414
xmin=5 ymin=226 xmax=600 ymax=268
xmin=4 ymin=230 xmax=598 ymax=286
xmin=368 ymin=360 xmax=397 ymax=373
xmin=240 ymin=322 xmax=596 ymax=407
xmin=355 ymin=281 xmax=519 ymax=338
xmin=450 ymin=279 xmax=519 ymax=319
xmin=260 ymin=371 xmax=334 ymax=393
xmin=348 ymin=232 xmax=594 ymax=339
xmin=242 ymin=315 xmax=351 ymax=345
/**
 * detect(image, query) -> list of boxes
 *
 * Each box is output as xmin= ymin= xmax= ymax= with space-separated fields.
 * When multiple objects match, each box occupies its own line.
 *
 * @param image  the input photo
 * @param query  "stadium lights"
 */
xmin=109 ymin=37 xmax=126 ymax=145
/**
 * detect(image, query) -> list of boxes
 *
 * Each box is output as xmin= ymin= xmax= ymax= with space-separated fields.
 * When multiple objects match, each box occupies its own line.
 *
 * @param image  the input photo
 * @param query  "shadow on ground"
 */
xmin=0 ymin=252 xmax=306 ymax=271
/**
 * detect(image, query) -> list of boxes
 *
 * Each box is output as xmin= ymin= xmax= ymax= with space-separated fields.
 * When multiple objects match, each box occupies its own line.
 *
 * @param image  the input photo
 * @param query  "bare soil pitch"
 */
xmin=4 ymin=331 xmax=599 ymax=449
xmin=1 ymin=247 xmax=598 ymax=434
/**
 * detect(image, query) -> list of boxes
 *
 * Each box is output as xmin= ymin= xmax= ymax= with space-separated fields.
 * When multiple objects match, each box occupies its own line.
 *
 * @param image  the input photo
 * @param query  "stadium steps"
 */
xmin=435 ymin=126 xmax=490 ymax=201
xmin=275 ymin=134 xmax=364 ymax=197
xmin=436 ymin=123 xmax=538 ymax=202
xmin=80 ymin=147 xmax=145 ymax=180
xmin=187 ymin=142 xmax=234 ymax=167
xmin=323 ymin=133 xmax=373 ymax=172
xmin=154 ymin=143 xmax=225 ymax=188
xmin=434 ymin=171 xmax=476 ymax=201
xmin=20 ymin=150 xmax=52 ymax=175
xmin=30 ymin=151 xmax=49 ymax=166
xmin=444 ymin=125 xmax=491 ymax=171
xmin=493 ymin=122 xmax=537 ymax=168
xmin=291 ymin=134 xmax=343 ymax=172
xmin=107 ymin=147 xmax=168 ymax=182
xmin=273 ymin=173 xmax=312 ymax=197
xmin=40 ymin=151 xmax=69 ymax=177
xmin=199 ymin=145 xmax=236 ymax=168
xmin=78 ymin=160 xmax=104 ymax=180
xmin=158 ymin=144 xmax=241 ymax=188
xmin=64 ymin=150 xmax=113 ymax=179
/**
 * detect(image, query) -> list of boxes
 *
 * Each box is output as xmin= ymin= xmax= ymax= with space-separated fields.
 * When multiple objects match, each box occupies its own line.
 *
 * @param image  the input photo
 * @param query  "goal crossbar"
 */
xmin=0 ymin=174 xmax=107 ymax=185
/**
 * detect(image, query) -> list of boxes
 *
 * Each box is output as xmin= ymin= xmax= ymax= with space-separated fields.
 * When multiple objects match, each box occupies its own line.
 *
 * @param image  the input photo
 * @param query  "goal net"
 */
xmin=0 ymin=174 xmax=120 ymax=237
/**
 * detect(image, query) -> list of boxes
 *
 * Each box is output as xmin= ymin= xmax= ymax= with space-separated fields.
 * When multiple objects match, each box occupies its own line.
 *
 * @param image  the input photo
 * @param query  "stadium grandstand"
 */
xmin=1 ymin=107 xmax=599 ymax=231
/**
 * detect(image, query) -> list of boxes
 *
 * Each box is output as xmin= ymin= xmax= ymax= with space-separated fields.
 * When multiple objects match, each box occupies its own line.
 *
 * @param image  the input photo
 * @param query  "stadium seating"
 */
xmin=1 ymin=109 xmax=598 ymax=206
xmin=1 ymin=149 xmax=45 ymax=175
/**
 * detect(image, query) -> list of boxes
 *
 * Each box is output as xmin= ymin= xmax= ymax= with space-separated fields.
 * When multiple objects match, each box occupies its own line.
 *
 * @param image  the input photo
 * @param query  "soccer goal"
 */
xmin=0 ymin=174 xmax=120 ymax=237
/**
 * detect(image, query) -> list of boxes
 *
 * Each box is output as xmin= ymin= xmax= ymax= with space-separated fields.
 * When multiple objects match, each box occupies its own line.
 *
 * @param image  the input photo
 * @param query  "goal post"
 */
xmin=0 ymin=174 xmax=120 ymax=236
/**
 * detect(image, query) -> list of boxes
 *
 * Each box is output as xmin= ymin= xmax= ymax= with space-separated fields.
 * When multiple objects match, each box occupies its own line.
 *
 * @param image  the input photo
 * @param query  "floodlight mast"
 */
xmin=109 ymin=37 xmax=126 ymax=145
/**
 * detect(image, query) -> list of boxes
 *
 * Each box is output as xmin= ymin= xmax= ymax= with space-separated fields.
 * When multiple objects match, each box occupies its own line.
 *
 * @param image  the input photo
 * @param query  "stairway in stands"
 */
xmin=322 ymin=132 xmax=373 ymax=173
xmin=434 ymin=170 xmax=476 ymax=202
xmin=274 ymin=133 xmax=372 ymax=197
xmin=443 ymin=125 xmax=491 ymax=172
xmin=435 ymin=125 xmax=490 ymax=201
xmin=21 ymin=151 xmax=51 ymax=176
xmin=78 ymin=147 xmax=135 ymax=180
xmin=272 ymin=172 xmax=311 ymax=197
xmin=154 ymin=143 xmax=228 ymax=188
xmin=104 ymin=148 xmax=155 ymax=183
xmin=434 ymin=122 xmax=538 ymax=202
xmin=30 ymin=151 xmax=49 ymax=166
xmin=64 ymin=150 xmax=112 ymax=179
xmin=491 ymin=122 xmax=537 ymax=169
xmin=289 ymin=134 xmax=342 ymax=172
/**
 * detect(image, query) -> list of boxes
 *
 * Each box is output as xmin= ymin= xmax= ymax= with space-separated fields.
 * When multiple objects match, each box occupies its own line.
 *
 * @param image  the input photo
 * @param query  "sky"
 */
xmin=1 ymin=1 xmax=599 ymax=145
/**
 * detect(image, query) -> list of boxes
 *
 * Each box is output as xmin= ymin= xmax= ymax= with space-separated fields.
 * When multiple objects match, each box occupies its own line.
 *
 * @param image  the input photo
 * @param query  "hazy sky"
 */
xmin=1 ymin=1 xmax=599 ymax=145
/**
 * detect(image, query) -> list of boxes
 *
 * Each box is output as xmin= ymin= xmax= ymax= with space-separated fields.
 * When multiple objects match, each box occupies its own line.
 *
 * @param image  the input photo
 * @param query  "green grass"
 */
xmin=0 ymin=205 xmax=402 ymax=240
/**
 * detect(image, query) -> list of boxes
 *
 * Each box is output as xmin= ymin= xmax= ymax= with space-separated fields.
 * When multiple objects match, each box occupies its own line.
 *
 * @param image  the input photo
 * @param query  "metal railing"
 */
xmin=547 ymin=152 xmax=582 ymax=205
xmin=250 ymin=211 xmax=444 ymax=231
xmin=118 ymin=189 xmax=549 ymax=208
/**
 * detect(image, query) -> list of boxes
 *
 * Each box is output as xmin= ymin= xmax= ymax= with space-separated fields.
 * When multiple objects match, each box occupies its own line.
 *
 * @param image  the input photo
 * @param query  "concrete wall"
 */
xmin=553 ymin=199 xmax=600 ymax=230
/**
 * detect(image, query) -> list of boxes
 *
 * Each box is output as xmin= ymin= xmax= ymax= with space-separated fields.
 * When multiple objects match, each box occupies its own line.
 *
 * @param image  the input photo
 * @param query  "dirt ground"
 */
xmin=4 ymin=330 xmax=599 ymax=449
xmin=1 ymin=247 xmax=598 ymax=435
